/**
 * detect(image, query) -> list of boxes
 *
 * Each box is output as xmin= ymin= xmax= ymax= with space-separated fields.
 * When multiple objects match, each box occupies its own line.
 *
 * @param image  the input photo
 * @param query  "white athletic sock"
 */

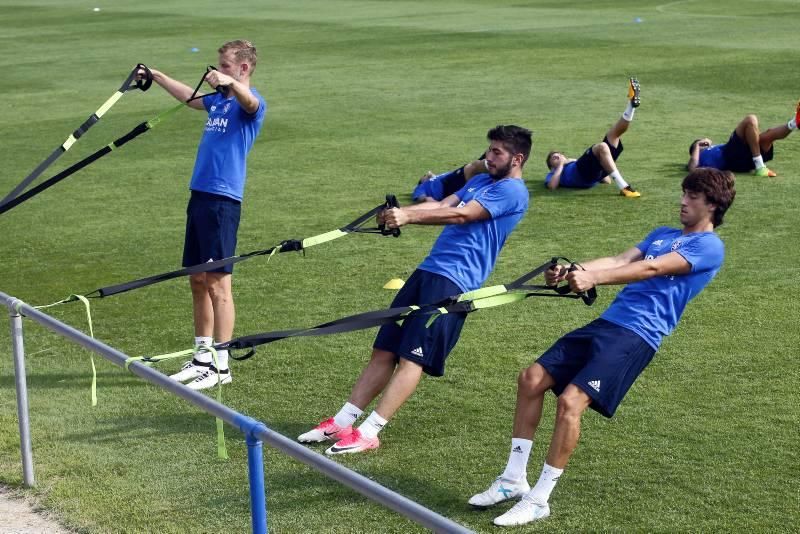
xmin=500 ymin=438 xmax=533 ymax=482
xmin=529 ymin=463 xmax=564 ymax=502
xmin=609 ymin=169 xmax=629 ymax=190
xmin=214 ymin=349 xmax=229 ymax=371
xmin=622 ymin=102 xmax=636 ymax=122
xmin=788 ymin=118 xmax=797 ymax=130
xmin=193 ymin=336 xmax=213 ymax=363
xmin=753 ymin=155 xmax=765 ymax=169
xmin=333 ymin=402 xmax=363 ymax=428
xmin=358 ymin=411 xmax=388 ymax=439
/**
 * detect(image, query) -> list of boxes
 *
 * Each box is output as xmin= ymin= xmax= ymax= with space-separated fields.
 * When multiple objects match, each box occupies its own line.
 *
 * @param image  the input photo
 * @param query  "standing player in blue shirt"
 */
xmin=298 ymin=125 xmax=532 ymax=455
xmin=544 ymin=78 xmax=642 ymax=198
xmin=140 ymin=40 xmax=267 ymax=391
xmin=688 ymin=102 xmax=800 ymax=177
xmin=469 ymin=167 xmax=736 ymax=526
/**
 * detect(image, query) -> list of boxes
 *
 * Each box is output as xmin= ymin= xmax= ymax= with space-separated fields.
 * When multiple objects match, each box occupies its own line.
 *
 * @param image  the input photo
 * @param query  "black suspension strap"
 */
xmin=200 ymin=257 xmax=596 ymax=362
xmin=0 ymin=67 xmax=218 ymax=217
xmin=0 ymin=64 xmax=152 ymax=211
xmin=61 ymin=195 xmax=402 ymax=300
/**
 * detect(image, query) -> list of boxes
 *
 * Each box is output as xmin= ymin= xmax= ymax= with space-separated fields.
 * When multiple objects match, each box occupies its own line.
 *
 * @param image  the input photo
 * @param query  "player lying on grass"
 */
xmin=688 ymin=101 xmax=800 ymax=177
xmin=543 ymin=78 xmax=642 ymax=198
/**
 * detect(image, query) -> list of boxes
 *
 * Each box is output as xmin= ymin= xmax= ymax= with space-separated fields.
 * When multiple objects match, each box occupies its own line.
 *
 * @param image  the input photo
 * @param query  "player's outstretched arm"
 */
xmin=568 ymin=251 xmax=691 ymax=292
xmin=145 ymin=68 xmax=205 ymax=110
xmin=384 ymin=199 xmax=488 ymax=227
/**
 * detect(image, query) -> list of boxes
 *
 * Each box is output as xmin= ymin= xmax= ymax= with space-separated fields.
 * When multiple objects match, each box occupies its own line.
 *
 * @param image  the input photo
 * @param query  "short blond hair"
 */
xmin=219 ymin=40 xmax=258 ymax=70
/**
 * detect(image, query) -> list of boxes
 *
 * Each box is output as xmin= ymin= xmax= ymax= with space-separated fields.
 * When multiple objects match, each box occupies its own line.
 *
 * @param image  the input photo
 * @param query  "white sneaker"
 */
xmin=468 ymin=477 xmax=530 ymax=508
xmin=169 ymin=359 xmax=211 ymax=382
xmin=493 ymin=492 xmax=550 ymax=527
xmin=185 ymin=367 xmax=232 ymax=391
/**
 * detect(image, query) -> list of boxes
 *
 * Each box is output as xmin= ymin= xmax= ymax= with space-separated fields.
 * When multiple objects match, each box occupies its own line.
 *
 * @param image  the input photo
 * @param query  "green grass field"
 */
xmin=1 ymin=0 xmax=799 ymax=532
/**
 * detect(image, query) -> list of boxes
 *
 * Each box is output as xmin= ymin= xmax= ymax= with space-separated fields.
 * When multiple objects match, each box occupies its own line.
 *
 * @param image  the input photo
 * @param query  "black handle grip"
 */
xmin=135 ymin=63 xmax=153 ymax=91
xmin=383 ymin=194 xmax=401 ymax=237
xmin=567 ymin=263 xmax=597 ymax=306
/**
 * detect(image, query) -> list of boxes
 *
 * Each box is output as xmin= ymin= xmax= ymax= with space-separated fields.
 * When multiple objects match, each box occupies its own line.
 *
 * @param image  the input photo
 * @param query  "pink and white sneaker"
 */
xmin=324 ymin=429 xmax=380 ymax=455
xmin=297 ymin=418 xmax=353 ymax=443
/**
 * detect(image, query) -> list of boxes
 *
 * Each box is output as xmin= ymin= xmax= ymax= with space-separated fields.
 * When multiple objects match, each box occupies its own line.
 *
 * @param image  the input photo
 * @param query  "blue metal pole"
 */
xmin=246 ymin=433 xmax=267 ymax=534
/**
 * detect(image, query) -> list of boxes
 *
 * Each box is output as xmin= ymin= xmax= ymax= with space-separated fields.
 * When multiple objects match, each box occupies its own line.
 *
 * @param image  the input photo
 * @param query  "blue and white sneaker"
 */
xmin=493 ymin=492 xmax=550 ymax=526
xmin=468 ymin=476 xmax=530 ymax=508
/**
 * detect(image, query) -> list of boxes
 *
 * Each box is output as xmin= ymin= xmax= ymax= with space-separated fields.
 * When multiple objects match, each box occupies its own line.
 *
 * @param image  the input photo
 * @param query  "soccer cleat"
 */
xmin=795 ymin=100 xmax=800 ymax=127
xmin=185 ymin=366 xmax=231 ymax=390
xmin=297 ymin=418 xmax=354 ymax=443
xmin=493 ymin=493 xmax=551 ymax=527
xmin=627 ymin=78 xmax=641 ymax=108
xmin=753 ymin=166 xmax=777 ymax=177
xmin=468 ymin=477 xmax=531 ymax=508
xmin=169 ymin=359 xmax=211 ymax=382
xmin=324 ymin=428 xmax=380 ymax=455
xmin=620 ymin=185 xmax=641 ymax=198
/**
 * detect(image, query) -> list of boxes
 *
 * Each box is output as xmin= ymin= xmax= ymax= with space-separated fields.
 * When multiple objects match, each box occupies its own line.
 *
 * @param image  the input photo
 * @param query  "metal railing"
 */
xmin=2 ymin=290 xmax=474 ymax=534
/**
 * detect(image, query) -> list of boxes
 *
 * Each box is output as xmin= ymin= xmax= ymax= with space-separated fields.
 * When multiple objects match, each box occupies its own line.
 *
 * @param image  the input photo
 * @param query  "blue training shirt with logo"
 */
xmin=544 ymin=162 xmax=596 ymax=188
xmin=698 ymin=145 xmax=727 ymax=169
xmin=601 ymin=226 xmax=725 ymax=350
xmin=190 ymin=89 xmax=267 ymax=201
xmin=418 ymin=173 xmax=529 ymax=292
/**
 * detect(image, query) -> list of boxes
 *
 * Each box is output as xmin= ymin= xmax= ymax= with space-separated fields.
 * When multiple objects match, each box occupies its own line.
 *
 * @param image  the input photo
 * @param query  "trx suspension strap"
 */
xmin=175 ymin=257 xmax=597 ymax=362
xmin=0 ymin=66 xmax=216 ymax=216
xmin=54 ymin=195 xmax=402 ymax=301
xmin=0 ymin=65 xmax=152 ymax=209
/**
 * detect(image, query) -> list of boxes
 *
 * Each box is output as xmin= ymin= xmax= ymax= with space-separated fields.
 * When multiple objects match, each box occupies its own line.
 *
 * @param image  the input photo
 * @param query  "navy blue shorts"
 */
xmin=373 ymin=269 xmax=467 ymax=377
xmin=721 ymin=130 xmax=774 ymax=172
xmin=536 ymin=318 xmax=655 ymax=418
xmin=574 ymin=136 xmax=624 ymax=184
xmin=183 ymin=191 xmax=241 ymax=273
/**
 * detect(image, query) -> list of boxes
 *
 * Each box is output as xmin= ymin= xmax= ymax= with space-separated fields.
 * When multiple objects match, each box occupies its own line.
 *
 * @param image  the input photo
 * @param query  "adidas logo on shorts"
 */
xmin=588 ymin=380 xmax=601 ymax=392
xmin=411 ymin=347 xmax=424 ymax=357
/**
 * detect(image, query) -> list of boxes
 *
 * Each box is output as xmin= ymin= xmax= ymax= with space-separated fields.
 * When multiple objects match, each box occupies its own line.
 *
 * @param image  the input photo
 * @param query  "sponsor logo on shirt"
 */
xmin=205 ymin=117 xmax=229 ymax=133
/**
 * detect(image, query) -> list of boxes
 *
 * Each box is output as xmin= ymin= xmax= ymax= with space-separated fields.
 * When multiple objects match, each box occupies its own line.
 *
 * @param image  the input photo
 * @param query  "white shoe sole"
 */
xmin=186 ymin=374 xmax=232 ymax=391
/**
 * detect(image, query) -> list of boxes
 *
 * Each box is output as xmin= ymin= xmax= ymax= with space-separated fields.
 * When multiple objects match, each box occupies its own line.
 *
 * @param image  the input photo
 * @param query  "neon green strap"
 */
xmin=36 ymin=294 xmax=97 ymax=406
xmin=94 ymin=91 xmax=124 ymax=118
xmin=124 ymin=348 xmax=195 ymax=371
xmin=457 ymin=284 xmax=507 ymax=302
xmin=302 ymin=229 xmax=348 ymax=249
xmin=424 ymin=307 xmax=449 ymax=328
xmin=471 ymin=292 xmax=529 ymax=310
xmin=126 ymin=346 xmax=228 ymax=460
xmin=146 ymin=102 xmax=187 ymax=129
xmin=204 ymin=347 xmax=228 ymax=460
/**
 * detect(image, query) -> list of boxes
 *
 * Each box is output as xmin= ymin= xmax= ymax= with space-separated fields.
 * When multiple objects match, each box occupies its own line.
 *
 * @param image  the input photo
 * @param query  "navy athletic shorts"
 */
xmin=574 ymin=136 xmax=624 ymax=184
xmin=721 ymin=130 xmax=774 ymax=172
xmin=536 ymin=318 xmax=656 ymax=418
xmin=182 ymin=190 xmax=241 ymax=273
xmin=373 ymin=269 xmax=467 ymax=377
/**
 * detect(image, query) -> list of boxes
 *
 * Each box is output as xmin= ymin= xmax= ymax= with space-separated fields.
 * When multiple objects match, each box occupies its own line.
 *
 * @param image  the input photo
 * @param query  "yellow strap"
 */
xmin=471 ymin=292 xmax=529 ymax=310
xmin=457 ymin=284 xmax=507 ymax=302
xmin=36 ymin=294 xmax=97 ymax=406
xmin=126 ymin=346 xmax=228 ymax=460
xmin=302 ymin=229 xmax=348 ymax=249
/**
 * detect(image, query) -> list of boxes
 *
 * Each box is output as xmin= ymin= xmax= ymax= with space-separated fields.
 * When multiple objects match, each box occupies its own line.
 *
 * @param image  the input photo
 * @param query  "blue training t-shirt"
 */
xmin=418 ymin=173 xmax=529 ymax=292
xmin=601 ymin=226 xmax=725 ymax=350
xmin=544 ymin=161 xmax=596 ymax=189
xmin=698 ymin=145 xmax=727 ymax=169
xmin=190 ymin=89 xmax=267 ymax=201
